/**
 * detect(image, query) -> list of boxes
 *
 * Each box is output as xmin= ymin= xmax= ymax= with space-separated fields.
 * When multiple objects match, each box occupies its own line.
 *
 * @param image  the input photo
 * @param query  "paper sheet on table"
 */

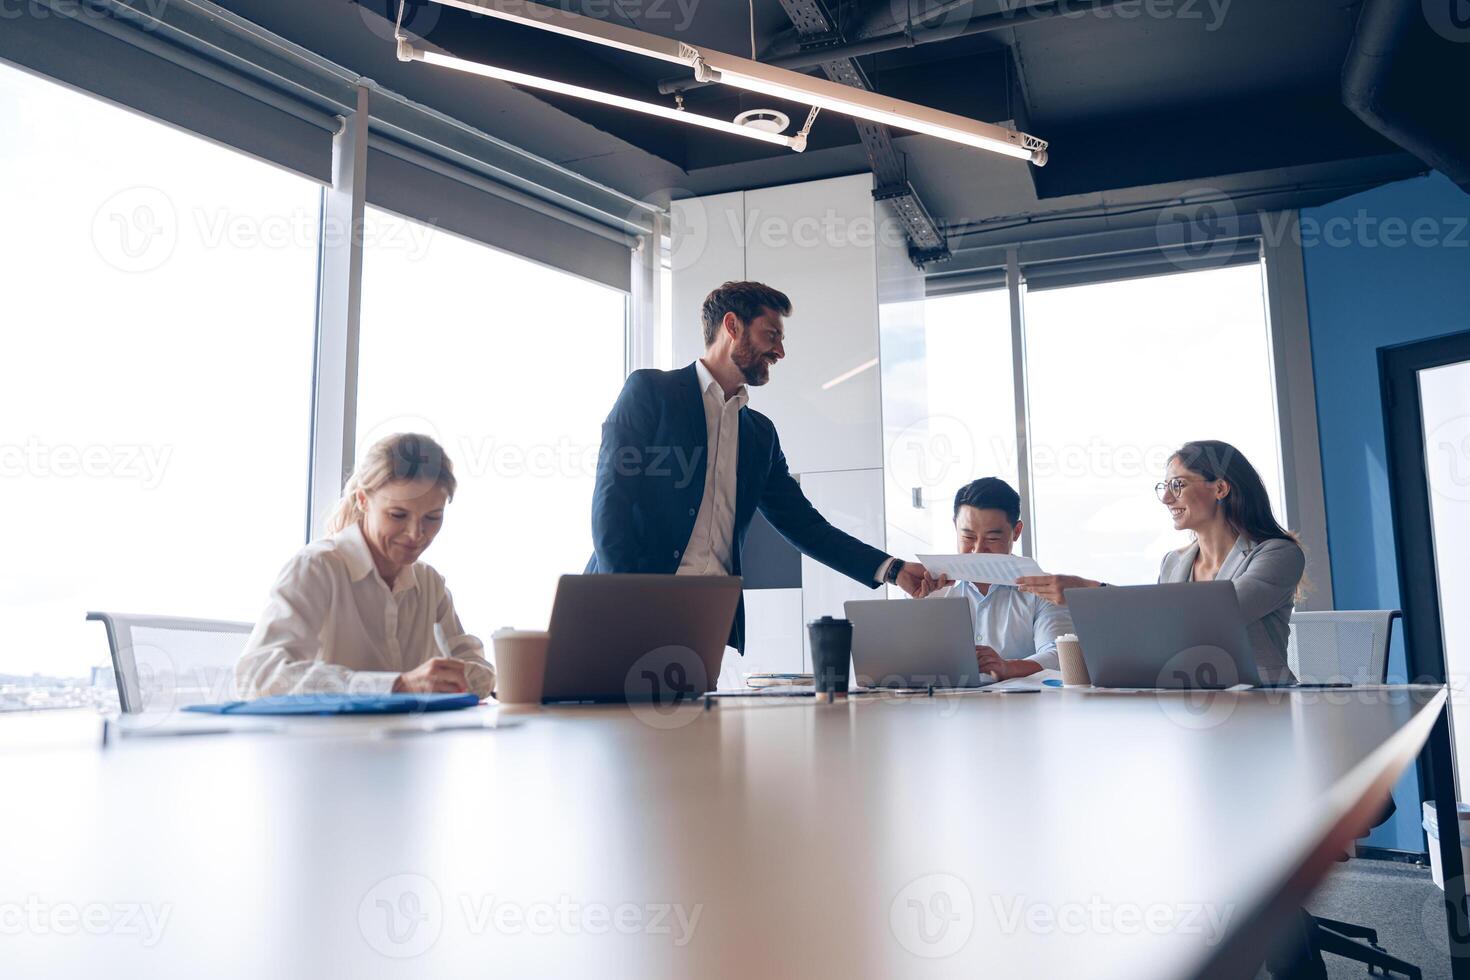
xmin=917 ymin=553 xmax=1045 ymax=585
xmin=988 ymin=668 xmax=1063 ymax=692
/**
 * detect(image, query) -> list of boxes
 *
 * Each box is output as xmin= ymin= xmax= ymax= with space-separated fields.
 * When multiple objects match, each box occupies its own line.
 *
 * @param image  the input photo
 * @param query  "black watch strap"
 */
xmin=885 ymin=558 xmax=906 ymax=585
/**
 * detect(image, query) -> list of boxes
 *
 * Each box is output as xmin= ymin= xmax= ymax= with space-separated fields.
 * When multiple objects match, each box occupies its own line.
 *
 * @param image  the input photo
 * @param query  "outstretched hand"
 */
xmin=895 ymin=562 xmax=947 ymax=598
xmin=1014 ymin=574 xmax=1101 ymax=606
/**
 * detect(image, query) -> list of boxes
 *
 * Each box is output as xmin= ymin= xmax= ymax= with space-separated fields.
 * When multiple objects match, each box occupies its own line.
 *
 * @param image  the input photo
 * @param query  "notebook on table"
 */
xmin=183 ymin=693 xmax=481 ymax=715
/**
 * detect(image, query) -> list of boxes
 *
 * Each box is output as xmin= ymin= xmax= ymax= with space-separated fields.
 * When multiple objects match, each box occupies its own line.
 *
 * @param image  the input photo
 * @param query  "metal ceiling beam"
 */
xmin=772 ymin=0 xmax=950 ymax=266
xmin=660 ymin=0 xmax=1128 ymax=94
xmin=811 ymin=0 xmax=1131 ymax=68
xmin=771 ymin=0 xmax=1078 ymax=69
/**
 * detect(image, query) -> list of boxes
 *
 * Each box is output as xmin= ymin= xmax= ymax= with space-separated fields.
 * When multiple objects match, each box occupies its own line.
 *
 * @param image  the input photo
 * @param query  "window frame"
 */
xmin=303 ymin=94 xmax=639 ymax=544
xmin=918 ymin=237 xmax=1333 ymax=606
xmin=0 ymin=50 xmax=641 ymax=699
xmin=5 ymin=4 xmax=653 ymax=547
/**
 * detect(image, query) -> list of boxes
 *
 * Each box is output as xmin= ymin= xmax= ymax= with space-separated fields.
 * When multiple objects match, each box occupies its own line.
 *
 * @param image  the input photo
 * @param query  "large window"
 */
xmin=0 ymin=61 xmax=319 ymax=705
xmin=887 ymin=264 xmax=1284 ymax=587
xmin=1025 ymin=265 xmax=1284 ymax=585
xmin=882 ymin=289 xmax=1017 ymax=556
xmin=356 ymin=208 xmax=628 ymax=639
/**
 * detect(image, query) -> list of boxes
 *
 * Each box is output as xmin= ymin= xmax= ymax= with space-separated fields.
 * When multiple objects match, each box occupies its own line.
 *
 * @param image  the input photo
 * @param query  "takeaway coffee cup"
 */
xmin=1056 ymin=633 xmax=1090 ymax=686
xmin=491 ymin=629 xmax=549 ymax=704
xmin=808 ymin=616 xmax=853 ymax=697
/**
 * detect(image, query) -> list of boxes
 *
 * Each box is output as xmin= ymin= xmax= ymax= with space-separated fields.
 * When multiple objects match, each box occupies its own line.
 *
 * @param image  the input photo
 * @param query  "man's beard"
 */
xmin=732 ymin=334 xmax=773 ymax=386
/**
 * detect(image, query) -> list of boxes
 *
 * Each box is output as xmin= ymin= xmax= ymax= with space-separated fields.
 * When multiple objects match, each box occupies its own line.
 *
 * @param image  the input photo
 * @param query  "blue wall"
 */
xmin=1301 ymin=172 xmax=1470 ymax=850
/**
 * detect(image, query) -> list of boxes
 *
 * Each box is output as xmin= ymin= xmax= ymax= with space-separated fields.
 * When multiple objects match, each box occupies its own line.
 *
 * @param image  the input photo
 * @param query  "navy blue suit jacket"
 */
xmin=585 ymin=363 xmax=889 ymax=652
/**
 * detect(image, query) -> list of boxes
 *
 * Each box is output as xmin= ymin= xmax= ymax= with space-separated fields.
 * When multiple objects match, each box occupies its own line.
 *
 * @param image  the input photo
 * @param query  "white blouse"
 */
xmin=234 ymin=523 xmax=495 ymax=698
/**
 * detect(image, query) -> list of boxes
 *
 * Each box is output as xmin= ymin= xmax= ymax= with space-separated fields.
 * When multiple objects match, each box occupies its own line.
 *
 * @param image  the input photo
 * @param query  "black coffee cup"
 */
xmin=808 ymin=616 xmax=853 ymax=696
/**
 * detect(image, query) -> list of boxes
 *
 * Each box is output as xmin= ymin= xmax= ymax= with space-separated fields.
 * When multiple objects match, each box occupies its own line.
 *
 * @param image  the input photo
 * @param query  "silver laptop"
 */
xmin=541 ymin=575 xmax=742 ymax=703
xmin=844 ymin=597 xmax=994 ymax=689
xmin=1064 ymin=581 xmax=1264 ymax=689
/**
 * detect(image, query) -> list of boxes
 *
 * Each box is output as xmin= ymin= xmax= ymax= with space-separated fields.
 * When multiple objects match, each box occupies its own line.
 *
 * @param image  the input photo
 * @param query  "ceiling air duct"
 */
xmin=1342 ymin=0 xmax=1470 ymax=192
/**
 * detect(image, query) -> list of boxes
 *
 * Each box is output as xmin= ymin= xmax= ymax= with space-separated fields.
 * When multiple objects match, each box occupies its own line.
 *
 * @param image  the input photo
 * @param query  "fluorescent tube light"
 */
xmin=400 ymin=44 xmax=802 ymax=150
xmin=714 ymin=67 xmax=1037 ymax=162
xmin=417 ymin=0 xmax=1050 ymax=165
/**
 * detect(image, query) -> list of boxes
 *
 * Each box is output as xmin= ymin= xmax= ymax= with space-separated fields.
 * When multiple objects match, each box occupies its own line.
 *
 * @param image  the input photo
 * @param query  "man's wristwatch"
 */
xmin=884 ymin=558 xmax=906 ymax=585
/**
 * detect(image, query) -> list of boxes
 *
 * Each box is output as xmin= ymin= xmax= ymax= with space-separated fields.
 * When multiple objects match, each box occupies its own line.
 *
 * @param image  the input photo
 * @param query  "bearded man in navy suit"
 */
xmin=587 ymin=280 xmax=937 ymax=652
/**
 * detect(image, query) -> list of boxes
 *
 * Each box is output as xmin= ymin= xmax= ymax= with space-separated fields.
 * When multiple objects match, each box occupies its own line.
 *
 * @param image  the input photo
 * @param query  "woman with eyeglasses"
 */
xmin=1016 ymin=439 xmax=1304 ymax=684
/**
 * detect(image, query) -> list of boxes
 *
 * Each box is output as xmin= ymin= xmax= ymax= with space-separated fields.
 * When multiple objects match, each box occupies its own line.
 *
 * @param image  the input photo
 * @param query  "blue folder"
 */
xmin=183 ymin=693 xmax=482 ymax=715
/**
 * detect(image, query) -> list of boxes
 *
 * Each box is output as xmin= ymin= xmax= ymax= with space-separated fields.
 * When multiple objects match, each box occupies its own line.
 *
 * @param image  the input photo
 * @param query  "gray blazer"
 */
xmin=1157 ymin=536 xmax=1304 ymax=685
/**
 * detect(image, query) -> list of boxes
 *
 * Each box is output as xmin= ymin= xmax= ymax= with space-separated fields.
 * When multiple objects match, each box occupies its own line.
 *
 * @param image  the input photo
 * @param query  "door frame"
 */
xmin=1380 ymin=328 xmax=1470 ymax=801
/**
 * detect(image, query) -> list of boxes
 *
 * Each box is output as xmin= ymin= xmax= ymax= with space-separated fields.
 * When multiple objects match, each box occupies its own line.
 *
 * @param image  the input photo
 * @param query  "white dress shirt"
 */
xmin=928 ymin=579 xmax=1074 ymax=669
xmin=677 ymin=359 xmax=895 ymax=585
xmin=677 ymin=358 xmax=750 ymax=575
xmin=234 ymin=523 xmax=495 ymax=698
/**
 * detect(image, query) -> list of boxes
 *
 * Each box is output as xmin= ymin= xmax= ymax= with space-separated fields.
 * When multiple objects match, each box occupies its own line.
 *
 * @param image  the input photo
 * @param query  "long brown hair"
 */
xmin=1171 ymin=440 xmax=1293 ymax=544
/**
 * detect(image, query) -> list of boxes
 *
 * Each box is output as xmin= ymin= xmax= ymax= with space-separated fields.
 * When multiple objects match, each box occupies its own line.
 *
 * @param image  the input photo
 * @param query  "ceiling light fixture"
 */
xmin=394 ymin=0 xmax=1049 ymax=165
xmin=405 ymin=46 xmax=803 ymax=149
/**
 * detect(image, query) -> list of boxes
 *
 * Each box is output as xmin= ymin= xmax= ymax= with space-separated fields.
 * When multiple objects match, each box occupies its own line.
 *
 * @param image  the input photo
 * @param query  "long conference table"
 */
xmin=2 ymin=685 xmax=1466 ymax=979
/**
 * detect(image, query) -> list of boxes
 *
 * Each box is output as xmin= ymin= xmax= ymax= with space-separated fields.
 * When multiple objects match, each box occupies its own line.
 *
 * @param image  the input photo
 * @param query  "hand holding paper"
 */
xmin=894 ymin=560 xmax=944 ymax=598
xmin=917 ymin=552 xmax=1045 ymax=586
xmin=1014 ymin=573 xmax=1104 ymax=605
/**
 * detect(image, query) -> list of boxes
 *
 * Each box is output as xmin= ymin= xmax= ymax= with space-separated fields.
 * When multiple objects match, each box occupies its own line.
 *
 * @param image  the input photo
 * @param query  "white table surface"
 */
xmin=0 ymin=685 xmax=1446 ymax=980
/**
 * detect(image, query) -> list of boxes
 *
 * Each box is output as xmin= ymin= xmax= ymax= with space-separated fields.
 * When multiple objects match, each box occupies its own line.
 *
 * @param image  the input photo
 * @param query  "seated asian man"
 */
xmin=923 ymin=478 xmax=1073 ymax=681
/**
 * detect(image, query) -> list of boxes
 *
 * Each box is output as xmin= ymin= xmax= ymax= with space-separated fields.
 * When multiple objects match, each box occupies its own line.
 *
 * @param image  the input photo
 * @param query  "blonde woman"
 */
xmin=235 ymin=433 xmax=495 ymax=698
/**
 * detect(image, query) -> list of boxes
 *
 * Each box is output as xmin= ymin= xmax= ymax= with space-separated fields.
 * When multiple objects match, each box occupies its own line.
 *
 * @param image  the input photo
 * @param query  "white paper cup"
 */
xmin=1056 ymin=633 xmax=1090 ymax=687
xmin=491 ymin=629 xmax=549 ymax=705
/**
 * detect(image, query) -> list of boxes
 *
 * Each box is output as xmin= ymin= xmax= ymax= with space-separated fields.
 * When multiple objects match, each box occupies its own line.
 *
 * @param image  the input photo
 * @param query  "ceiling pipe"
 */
xmin=1341 ymin=0 xmax=1470 ymax=189
xmin=657 ymin=0 xmax=1128 ymax=95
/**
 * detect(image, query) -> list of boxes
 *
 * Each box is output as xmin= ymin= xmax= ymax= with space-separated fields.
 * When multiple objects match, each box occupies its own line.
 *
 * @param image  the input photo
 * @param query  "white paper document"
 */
xmin=917 ymin=552 xmax=1045 ymax=586
xmin=988 ymin=668 xmax=1063 ymax=692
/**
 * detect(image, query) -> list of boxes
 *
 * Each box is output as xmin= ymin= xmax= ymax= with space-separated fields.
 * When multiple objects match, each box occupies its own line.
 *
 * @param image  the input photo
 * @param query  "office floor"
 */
xmin=1255 ymin=858 xmax=1445 ymax=979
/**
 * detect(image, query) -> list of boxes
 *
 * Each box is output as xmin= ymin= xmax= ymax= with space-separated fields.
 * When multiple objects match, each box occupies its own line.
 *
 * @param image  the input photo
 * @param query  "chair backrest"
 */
xmin=87 ymin=612 xmax=254 ymax=714
xmin=1287 ymin=610 xmax=1401 ymax=685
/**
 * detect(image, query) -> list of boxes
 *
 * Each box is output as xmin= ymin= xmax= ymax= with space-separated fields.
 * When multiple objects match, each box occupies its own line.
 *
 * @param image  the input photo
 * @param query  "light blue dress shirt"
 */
xmin=929 ymin=580 xmax=1074 ymax=670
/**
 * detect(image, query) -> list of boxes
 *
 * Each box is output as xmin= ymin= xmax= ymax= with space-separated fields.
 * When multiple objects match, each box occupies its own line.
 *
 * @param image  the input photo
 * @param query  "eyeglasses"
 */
xmin=1155 ymin=477 xmax=1200 ymax=501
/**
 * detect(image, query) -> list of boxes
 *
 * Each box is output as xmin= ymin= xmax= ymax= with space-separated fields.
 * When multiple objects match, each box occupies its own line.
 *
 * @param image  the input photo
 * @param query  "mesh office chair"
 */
xmin=1274 ymin=610 xmax=1419 ymax=980
xmin=1288 ymin=610 xmax=1401 ymax=687
xmin=88 ymin=612 xmax=254 ymax=714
